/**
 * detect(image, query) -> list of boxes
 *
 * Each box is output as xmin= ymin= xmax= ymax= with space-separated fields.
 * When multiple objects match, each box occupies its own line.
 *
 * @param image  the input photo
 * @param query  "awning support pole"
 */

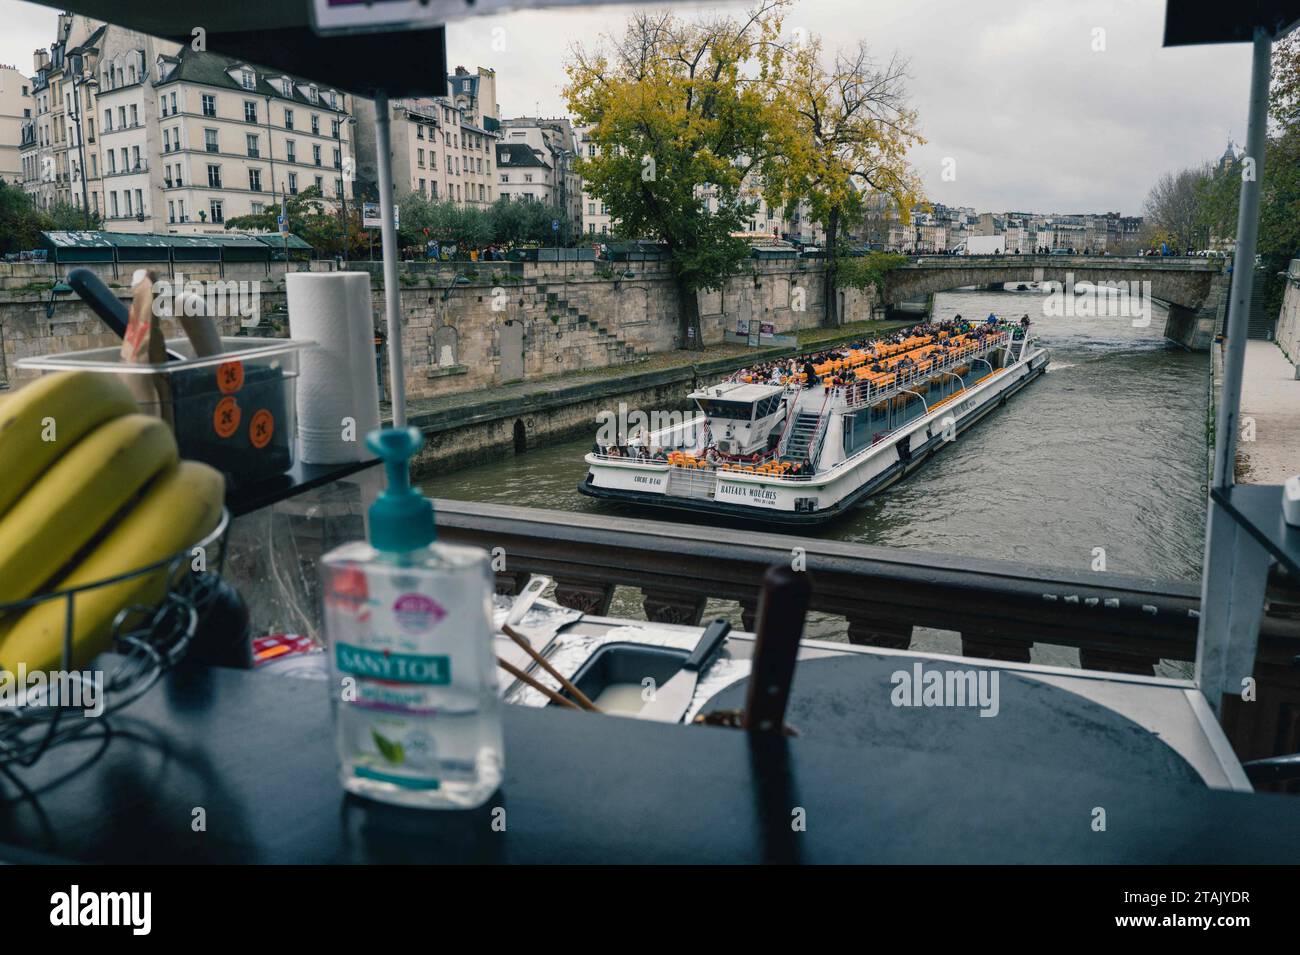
xmin=1195 ymin=26 xmax=1272 ymax=718
xmin=373 ymin=89 xmax=407 ymax=427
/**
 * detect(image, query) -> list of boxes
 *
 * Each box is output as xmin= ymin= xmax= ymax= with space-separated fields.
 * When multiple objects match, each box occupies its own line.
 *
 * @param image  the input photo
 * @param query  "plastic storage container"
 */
xmin=18 ymin=336 xmax=311 ymax=490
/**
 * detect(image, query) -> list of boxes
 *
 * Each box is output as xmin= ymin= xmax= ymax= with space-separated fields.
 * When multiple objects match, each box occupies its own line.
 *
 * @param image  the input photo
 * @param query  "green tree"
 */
xmin=762 ymin=38 xmax=925 ymax=325
xmin=566 ymin=1 xmax=792 ymax=349
xmin=224 ymin=185 xmax=348 ymax=256
xmin=0 ymin=181 xmax=52 ymax=253
xmin=47 ymin=201 xmax=102 ymax=231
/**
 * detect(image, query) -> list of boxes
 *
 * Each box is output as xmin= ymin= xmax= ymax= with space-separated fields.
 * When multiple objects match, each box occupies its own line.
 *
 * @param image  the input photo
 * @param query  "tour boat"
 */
xmin=578 ymin=321 xmax=1050 ymax=524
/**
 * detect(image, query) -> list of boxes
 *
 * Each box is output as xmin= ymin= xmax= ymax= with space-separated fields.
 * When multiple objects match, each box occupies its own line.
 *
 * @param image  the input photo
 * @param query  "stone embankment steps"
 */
xmin=537 ymin=283 xmax=638 ymax=364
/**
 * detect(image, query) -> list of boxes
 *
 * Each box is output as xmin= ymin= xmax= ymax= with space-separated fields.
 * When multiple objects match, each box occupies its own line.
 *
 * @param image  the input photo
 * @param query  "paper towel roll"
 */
xmin=287 ymin=272 xmax=381 ymax=464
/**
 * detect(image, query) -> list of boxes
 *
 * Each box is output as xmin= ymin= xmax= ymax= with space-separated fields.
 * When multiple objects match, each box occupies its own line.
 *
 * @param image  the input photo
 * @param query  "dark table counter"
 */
xmin=1 ymin=661 xmax=1296 ymax=864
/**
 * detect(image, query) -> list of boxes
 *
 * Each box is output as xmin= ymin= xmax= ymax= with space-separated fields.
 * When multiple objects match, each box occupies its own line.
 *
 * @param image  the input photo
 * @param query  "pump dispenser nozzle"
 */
xmin=365 ymin=427 xmax=435 ymax=552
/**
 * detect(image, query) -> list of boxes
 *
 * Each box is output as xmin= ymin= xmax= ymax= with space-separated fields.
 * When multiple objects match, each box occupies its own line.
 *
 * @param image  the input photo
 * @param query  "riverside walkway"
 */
xmin=1237 ymin=340 xmax=1300 ymax=484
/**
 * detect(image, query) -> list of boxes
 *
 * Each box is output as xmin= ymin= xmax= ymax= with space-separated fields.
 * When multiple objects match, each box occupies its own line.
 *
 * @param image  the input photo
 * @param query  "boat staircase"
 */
xmin=783 ymin=411 xmax=824 ymax=463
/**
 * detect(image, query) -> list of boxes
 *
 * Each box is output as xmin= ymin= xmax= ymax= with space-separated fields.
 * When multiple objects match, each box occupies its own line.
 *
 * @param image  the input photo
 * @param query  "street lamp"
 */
xmin=340 ymin=115 xmax=357 ymax=264
xmin=67 ymin=54 xmax=96 ymax=229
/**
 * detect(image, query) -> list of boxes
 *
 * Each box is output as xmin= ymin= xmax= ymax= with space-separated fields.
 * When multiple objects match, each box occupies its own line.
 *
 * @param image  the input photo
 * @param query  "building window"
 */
xmin=314 ymin=175 xmax=323 ymax=192
xmin=131 ymin=146 xmax=141 ymax=170
xmin=207 ymin=164 xmax=221 ymax=188
xmin=134 ymin=189 xmax=143 ymax=215
xmin=162 ymin=129 xmax=170 ymax=152
xmin=288 ymin=172 xmax=298 ymax=194
xmin=332 ymin=119 xmax=340 ymax=138
xmin=430 ymin=180 xmax=438 ymax=200
xmin=202 ymin=94 xmax=216 ymax=117
xmin=478 ymin=184 xmax=485 ymax=201
xmin=129 ymin=104 xmax=138 ymax=126
xmin=588 ymin=202 xmax=595 ymax=215
xmin=524 ymin=173 xmax=533 ymax=183
xmin=246 ymin=133 xmax=259 ymax=158
xmin=286 ymin=140 xmax=296 ymax=163
xmin=418 ymin=177 xmax=425 ymax=195
xmin=103 ymin=107 xmax=111 ymax=130
xmin=210 ymin=200 xmax=224 ymax=224
xmin=204 ymin=128 xmax=218 ymax=152
xmin=251 ymin=202 xmax=264 ymax=214
xmin=241 ymin=69 xmax=255 ymax=90
xmin=244 ymin=100 xmax=257 ymax=123
xmin=500 ymin=173 xmax=508 ymax=183
xmin=249 ymin=169 xmax=262 ymax=192
xmin=333 ymin=148 xmax=341 ymax=169
xmin=169 ymin=92 xmax=177 ymax=115
xmin=284 ymin=108 xmax=293 ymax=129
xmin=107 ymin=151 xmax=116 ymax=174
xmin=160 ymin=96 xmax=168 ymax=117
xmin=167 ymin=199 xmax=174 ymax=222
xmin=178 ymin=199 xmax=186 ymax=222
xmin=111 ymin=192 xmax=119 ymax=217
xmin=124 ymin=191 xmax=133 ymax=216
xmin=417 ymin=125 xmax=424 ymax=140
xmin=417 ymin=148 xmax=424 ymax=168
xmin=311 ymin=114 xmax=319 ymax=135
xmin=311 ymin=144 xmax=321 ymax=166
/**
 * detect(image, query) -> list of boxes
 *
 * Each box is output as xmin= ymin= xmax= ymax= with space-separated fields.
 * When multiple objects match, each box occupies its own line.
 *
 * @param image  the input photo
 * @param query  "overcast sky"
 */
xmin=2 ymin=0 xmax=1253 ymax=214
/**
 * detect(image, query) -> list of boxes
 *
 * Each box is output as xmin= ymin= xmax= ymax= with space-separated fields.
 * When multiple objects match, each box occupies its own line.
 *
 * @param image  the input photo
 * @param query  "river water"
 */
xmin=422 ymin=287 xmax=1209 ymax=668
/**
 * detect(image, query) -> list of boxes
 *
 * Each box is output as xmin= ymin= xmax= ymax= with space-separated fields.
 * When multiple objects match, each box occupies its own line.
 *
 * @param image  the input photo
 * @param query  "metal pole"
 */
xmin=373 ymin=89 xmax=407 ymax=427
xmin=1195 ymin=27 xmax=1273 ymax=716
xmin=72 ymin=78 xmax=90 ymax=228
xmin=1210 ymin=28 xmax=1270 ymax=492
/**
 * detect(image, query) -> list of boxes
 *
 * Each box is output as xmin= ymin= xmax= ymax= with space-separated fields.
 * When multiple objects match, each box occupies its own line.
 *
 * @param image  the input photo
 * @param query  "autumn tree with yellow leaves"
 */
xmin=566 ymin=1 xmax=798 ymax=349
xmin=566 ymin=0 xmax=925 ymax=344
xmin=761 ymin=37 xmax=925 ymax=326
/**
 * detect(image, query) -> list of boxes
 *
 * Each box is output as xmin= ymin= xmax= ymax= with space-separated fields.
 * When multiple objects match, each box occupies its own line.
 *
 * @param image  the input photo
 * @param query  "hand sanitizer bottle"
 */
xmin=321 ymin=427 xmax=503 ymax=808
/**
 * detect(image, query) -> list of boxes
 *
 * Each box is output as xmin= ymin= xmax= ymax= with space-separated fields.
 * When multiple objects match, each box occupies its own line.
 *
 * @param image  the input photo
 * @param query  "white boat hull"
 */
xmin=578 ymin=346 xmax=1050 ymax=524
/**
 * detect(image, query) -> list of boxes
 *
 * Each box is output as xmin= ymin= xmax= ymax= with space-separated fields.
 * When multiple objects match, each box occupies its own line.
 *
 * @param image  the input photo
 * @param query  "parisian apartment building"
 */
xmin=17 ymin=14 xmax=355 ymax=234
xmin=496 ymin=116 xmax=582 ymax=237
xmin=353 ymin=66 xmax=501 ymax=210
xmin=0 ymin=64 xmax=33 ymax=185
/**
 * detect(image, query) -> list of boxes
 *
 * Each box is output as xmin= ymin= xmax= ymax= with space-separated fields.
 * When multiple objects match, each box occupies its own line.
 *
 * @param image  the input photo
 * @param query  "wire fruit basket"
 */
xmin=0 ymin=509 xmax=231 ymax=769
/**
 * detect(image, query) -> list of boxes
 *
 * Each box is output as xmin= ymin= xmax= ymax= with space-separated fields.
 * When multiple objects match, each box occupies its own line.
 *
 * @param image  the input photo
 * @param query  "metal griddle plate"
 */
xmin=700 ymin=654 xmax=1204 ymax=785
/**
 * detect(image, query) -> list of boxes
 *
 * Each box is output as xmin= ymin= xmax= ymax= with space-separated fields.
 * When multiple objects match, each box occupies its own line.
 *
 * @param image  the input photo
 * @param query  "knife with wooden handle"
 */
xmin=743 ymin=565 xmax=812 ymax=733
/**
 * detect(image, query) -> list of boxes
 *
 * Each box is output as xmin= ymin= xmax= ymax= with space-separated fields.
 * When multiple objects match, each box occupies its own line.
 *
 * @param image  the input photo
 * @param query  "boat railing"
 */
xmin=842 ymin=331 xmax=1011 ymax=410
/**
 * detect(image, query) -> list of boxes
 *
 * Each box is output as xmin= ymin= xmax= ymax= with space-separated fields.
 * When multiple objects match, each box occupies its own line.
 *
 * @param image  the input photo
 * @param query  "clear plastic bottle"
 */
xmin=320 ymin=428 xmax=503 ymax=808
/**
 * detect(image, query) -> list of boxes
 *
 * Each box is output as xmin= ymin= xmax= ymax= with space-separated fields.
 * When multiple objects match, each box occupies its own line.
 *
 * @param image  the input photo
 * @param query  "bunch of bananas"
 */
xmin=0 ymin=371 xmax=226 ymax=673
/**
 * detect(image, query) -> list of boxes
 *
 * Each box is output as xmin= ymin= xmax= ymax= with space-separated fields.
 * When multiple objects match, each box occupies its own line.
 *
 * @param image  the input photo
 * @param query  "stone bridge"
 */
xmin=882 ymin=255 xmax=1228 ymax=350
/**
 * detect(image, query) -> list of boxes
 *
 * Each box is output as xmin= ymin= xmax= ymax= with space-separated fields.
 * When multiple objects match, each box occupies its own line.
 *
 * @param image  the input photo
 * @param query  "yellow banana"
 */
xmin=0 ymin=371 xmax=139 ymax=519
xmin=0 ymin=461 xmax=225 ymax=673
xmin=0 ymin=414 xmax=178 ymax=605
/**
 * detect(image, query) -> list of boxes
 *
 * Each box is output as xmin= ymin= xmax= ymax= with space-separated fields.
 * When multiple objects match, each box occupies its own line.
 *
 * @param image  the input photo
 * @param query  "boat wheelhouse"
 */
xmin=579 ymin=320 xmax=1050 ymax=523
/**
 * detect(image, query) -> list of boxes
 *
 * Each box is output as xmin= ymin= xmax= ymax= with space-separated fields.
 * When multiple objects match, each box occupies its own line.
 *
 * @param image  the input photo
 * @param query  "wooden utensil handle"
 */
xmin=743 ymin=565 xmax=812 ymax=733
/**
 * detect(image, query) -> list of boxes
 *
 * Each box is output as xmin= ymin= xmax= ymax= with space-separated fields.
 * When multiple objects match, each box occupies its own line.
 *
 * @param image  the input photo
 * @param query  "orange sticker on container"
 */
xmin=248 ymin=409 xmax=274 ymax=449
xmin=213 ymin=396 xmax=241 ymax=438
xmin=217 ymin=360 xmax=244 ymax=394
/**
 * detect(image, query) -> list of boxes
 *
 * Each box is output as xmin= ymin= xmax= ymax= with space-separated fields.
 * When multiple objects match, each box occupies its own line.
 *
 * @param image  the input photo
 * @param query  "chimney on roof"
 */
xmin=34 ymin=49 xmax=49 ymax=72
xmin=454 ymin=66 xmax=469 ymax=76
